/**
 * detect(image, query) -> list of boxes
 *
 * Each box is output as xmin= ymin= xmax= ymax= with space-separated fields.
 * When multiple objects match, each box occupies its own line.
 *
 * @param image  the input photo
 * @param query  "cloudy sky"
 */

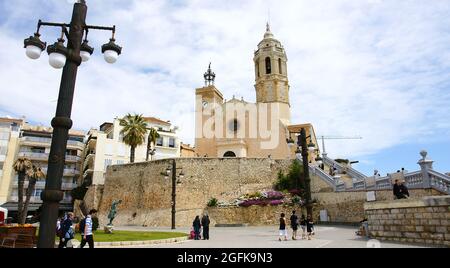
xmin=0 ymin=0 xmax=449 ymax=175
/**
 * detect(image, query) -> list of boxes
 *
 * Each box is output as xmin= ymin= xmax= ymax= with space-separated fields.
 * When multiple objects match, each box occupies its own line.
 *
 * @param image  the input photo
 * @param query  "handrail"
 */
xmin=309 ymin=165 xmax=336 ymax=189
xmin=323 ymin=155 xmax=367 ymax=179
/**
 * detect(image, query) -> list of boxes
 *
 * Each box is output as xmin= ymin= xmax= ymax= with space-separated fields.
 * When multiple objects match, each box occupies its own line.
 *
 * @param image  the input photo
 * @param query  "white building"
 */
xmin=82 ymin=117 xmax=181 ymax=185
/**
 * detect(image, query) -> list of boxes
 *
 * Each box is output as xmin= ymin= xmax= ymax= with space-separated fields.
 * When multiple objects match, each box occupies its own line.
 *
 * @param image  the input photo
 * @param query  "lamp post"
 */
xmin=24 ymin=1 xmax=122 ymax=248
xmin=164 ymin=159 xmax=184 ymax=229
xmin=288 ymin=128 xmax=316 ymax=218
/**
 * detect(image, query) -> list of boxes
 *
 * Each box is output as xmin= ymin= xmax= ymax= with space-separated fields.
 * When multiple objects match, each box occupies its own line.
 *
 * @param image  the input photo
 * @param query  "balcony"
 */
xmin=41 ymin=168 xmax=80 ymax=176
xmin=13 ymin=181 xmax=46 ymax=189
xmin=21 ymin=136 xmax=84 ymax=149
xmin=62 ymin=182 xmax=77 ymax=190
xmin=18 ymin=152 xmax=49 ymax=160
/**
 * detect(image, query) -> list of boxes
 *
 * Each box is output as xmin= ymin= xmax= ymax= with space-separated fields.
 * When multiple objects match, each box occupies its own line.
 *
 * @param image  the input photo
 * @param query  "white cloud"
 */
xmin=0 ymin=0 xmax=449 ymax=160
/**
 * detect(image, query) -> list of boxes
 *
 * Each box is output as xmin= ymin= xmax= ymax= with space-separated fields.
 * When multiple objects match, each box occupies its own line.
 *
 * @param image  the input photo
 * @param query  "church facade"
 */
xmin=195 ymin=24 xmax=319 ymax=161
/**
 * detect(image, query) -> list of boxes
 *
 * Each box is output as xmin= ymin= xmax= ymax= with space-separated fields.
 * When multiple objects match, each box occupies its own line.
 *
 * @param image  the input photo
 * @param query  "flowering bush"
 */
xmin=266 ymin=191 xmax=284 ymax=200
xmin=269 ymin=200 xmax=284 ymax=206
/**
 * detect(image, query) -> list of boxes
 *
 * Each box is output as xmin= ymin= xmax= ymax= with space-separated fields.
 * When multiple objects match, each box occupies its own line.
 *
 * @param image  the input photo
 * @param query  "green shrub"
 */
xmin=274 ymin=160 xmax=305 ymax=195
xmin=207 ymin=198 xmax=218 ymax=207
xmin=335 ymin=159 xmax=349 ymax=164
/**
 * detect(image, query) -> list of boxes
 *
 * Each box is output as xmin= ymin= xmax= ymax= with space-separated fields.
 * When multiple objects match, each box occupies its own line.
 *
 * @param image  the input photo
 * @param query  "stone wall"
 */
xmin=95 ymin=158 xmax=291 ymax=227
xmin=313 ymin=189 xmax=440 ymax=223
xmin=89 ymin=157 xmax=446 ymax=227
xmin=208 ymin=205 xmax=304 ymax=226
xmin=364 ymin=196 xmax=450 ymax=247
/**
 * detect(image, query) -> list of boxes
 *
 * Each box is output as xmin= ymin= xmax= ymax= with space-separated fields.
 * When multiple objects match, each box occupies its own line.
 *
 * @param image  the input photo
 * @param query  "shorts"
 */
xmin=279 ymin=229 xmax=288 ymax=236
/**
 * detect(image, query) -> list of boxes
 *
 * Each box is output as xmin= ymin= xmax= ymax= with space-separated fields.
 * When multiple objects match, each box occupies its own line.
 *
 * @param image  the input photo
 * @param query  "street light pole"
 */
xmin=24 ymin=1 xmax=121 ymax=248
xmin=171 ymin=159 xmax=176 ymax=230
xmin=37 ymin=2 xmax=86 ymax=248
xmin=299 ymin=128 xmax=313 ymax=219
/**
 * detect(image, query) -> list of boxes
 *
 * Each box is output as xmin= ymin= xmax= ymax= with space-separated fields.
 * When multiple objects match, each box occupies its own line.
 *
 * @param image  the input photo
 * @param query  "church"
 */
xmin=195 ymin=24 xmax=320 ymax=162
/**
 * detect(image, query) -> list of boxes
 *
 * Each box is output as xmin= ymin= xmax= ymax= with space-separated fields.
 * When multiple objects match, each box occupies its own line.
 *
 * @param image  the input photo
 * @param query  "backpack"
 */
xmin=79 ymin=218 xmax=86 ymax=234
xmin=56 ymin=224 xmax=63 ymax=238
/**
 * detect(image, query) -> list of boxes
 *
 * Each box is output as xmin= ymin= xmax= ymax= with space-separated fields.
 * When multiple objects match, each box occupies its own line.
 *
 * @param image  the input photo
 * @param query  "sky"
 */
xmin=0 ymin=0 xmax=449 ymax=176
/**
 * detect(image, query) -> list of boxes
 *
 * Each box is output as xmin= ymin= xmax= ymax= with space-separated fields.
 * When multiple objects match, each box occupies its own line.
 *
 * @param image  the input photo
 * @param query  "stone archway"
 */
xmin=223 ymin=151 xmax=237 ymax=157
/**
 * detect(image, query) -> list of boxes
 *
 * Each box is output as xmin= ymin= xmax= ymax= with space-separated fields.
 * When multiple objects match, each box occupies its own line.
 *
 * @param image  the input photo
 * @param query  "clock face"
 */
xmin=202 ymin=100 xmax=209 ymax=108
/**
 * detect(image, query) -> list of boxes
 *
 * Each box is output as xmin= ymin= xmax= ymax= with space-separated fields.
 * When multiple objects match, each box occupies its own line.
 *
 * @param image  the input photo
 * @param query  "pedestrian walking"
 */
xmin=80 ymin=209 xmax=97 ymax=248
xmin=290 ymin=210 xmax=299 ymax=240
xmin=201 ymin=213 xmax=210 ymax=240
xmin=193 ymin=215 xmax=202 ymax=240
xmin=58 ymin=212 xmax=74 ymax=248
xmin=306 ymin=215 xmax=314 ymax=240
xmin=299 ymin=214 xmax=306 ymax=239
xmin=278 ymin=213 xmax=288 ymax=241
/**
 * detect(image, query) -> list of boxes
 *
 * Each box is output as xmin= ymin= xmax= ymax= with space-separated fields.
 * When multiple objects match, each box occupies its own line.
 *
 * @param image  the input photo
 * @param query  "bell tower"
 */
xmin=254 ymin=23 xmax=291 ymax=124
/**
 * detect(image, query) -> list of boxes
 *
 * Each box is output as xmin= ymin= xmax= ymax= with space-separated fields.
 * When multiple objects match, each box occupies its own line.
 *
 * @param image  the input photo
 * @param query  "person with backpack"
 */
xmin=58 ymin=212 xmax=74 ymax=248
xmin=80 ymin=209 xmax=97 ymax=248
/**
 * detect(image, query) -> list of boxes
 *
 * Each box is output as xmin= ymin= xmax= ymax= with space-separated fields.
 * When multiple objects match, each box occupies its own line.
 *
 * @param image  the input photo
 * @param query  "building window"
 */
xmin=169 ymin=138 xmax=175 ymax=148
xmin=104 ymin=159 xmax=112 ymax=171
xmin=34 ymin=189 xmax=42 ymax=197
xmin=156 ymin=137 xmax=163 ymax=146
xmin=31 ymin=147 xmax=45 ymax=153
xmin=278 ymin=58 xmax=282 ymax=74
xmin=229 ymin=119 xmax=240 ymax=132
xmin=223 ymin=151 xmax=236 ymax=157
xmin=117 ymin=160 xmax=124 ymax=165
xmin=256 ymin=61 xmax=260 ymax=78
xmin=0 ymin=146 xmax=7 ymax=155
xmin=265 ymin=57 xmax=271 ymax=74
xmin=0 ymin=132 xmax=9 ymax=140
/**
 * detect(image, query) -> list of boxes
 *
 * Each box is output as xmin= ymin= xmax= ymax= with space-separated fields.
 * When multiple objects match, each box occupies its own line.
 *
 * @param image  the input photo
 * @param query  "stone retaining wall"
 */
xmin=364 ymin=196 xmax=450 ymax=247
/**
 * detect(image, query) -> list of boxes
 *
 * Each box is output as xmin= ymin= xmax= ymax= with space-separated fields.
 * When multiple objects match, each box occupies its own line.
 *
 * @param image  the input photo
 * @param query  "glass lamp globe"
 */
xmin=80 ymin=50 xmax=91 ymax=62
xmin=49 ymin=52 xmax=66 ymax=69
xmin=25 ymin=45 xmax=43 ymax=59
xmin=103 ymin=50 xmax=119 ymax=64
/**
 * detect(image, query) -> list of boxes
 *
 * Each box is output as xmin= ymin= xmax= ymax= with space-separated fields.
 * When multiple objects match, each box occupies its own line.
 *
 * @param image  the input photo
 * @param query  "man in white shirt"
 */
xmin=80 ymin=209 xmax=97 ymax=248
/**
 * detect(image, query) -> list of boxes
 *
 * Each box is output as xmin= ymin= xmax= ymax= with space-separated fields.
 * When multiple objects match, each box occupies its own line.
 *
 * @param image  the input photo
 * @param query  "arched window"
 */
xmin=223 ymin=151 xmax=236 ymax=157
xmin=265 ymin=57 xmax=271 ymax=74
xmin=256 ymin=61 xmax=260 ymax=78
xmin=278 ymin=58 xmax=282 ymax=74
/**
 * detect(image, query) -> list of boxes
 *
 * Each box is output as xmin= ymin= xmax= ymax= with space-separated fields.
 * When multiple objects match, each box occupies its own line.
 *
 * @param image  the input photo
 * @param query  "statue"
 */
xmin=107 ymin=200 xmax=122 ymax=226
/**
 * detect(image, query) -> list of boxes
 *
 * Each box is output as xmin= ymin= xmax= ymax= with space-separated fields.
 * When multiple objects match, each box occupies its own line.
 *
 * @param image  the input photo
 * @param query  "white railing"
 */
xmin=62 ymin=182 xmax=77 ymax=190
xmin=429 ymin=170 xmax=450 ymax=195
xmin=404 ymin=171 xmax=423 ymax=188
xmin=323 ymin=155 xmax=367 ymax=179
xmin=22 ymin=136 xmax=84 ymax=148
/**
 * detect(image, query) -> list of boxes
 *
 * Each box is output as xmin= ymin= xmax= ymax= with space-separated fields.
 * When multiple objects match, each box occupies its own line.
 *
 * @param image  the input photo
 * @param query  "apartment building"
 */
xmin=0 ymin=118 xmax=85 ymax=215
xmin=81 ymin=117 xmax=181 ymax=185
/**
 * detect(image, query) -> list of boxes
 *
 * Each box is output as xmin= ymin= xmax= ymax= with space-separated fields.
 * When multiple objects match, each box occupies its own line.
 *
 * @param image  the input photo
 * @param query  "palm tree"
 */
xmin=13 ymin=157 xmax=33 ymax=224
xmin=146 ymin=127 xmax=160 ymax=161
xmin=119 ymin=113 xmax=148 ymax=163
xmin=21 ymin=165 xmax=45 ymax=224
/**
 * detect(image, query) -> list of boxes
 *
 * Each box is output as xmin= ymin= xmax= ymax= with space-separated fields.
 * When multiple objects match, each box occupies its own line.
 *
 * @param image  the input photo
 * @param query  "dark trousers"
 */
xmin=80 ymin=235 xmax=94 ymax=248
xmin=58 ymin=237 xmax=67 ymax=248
xmin=203 ymin=226 xmax=209 ymax=240
xmin=194 ymin=227 xmax=200 ymax=240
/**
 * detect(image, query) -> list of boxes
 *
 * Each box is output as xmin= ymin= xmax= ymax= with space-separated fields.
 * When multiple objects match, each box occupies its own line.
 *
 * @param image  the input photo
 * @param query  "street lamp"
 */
xmin=24 ymin=1 xmax=122 ymax=248
xmin=288 ymin=128 xmax=316 ymax=219
xmin=163 ymin=159 xmax=184 ymax=229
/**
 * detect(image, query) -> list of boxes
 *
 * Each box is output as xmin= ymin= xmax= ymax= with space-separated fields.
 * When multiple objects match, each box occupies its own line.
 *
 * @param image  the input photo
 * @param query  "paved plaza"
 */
xmin=104 ymin=225 xmax=427 ymax=248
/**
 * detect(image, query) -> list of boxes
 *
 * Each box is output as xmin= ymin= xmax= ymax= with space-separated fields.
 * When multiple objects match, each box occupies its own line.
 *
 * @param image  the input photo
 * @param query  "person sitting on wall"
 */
xmin=393 ymin=179 xmax=409 ymax=199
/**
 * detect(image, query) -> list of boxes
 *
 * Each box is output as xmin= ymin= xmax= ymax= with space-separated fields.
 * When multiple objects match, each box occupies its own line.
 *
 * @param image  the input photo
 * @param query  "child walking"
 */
xmin=279 ymin=213 xmax=288 ymax=241
xmin=300 ymin=214 xmax=307 ymax=240
xmin=306 ymin=215 xmax=314 ymax=240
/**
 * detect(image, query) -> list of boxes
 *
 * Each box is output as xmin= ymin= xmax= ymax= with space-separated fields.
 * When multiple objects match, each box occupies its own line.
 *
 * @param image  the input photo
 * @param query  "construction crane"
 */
xmin=318 ymin=135 xmax=363 ymax=157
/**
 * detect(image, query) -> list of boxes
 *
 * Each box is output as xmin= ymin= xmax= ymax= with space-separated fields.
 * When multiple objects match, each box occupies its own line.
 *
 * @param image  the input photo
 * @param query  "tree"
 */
xmin=146 ymin=127 xmax=160 ymax=161
xmin=119 ymin=113 xmax=148 ymax=163
xmin=13 ymin=157 xmax=33 ymax=224
xmin=22 ymin=165 xmax=45 ymax=224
